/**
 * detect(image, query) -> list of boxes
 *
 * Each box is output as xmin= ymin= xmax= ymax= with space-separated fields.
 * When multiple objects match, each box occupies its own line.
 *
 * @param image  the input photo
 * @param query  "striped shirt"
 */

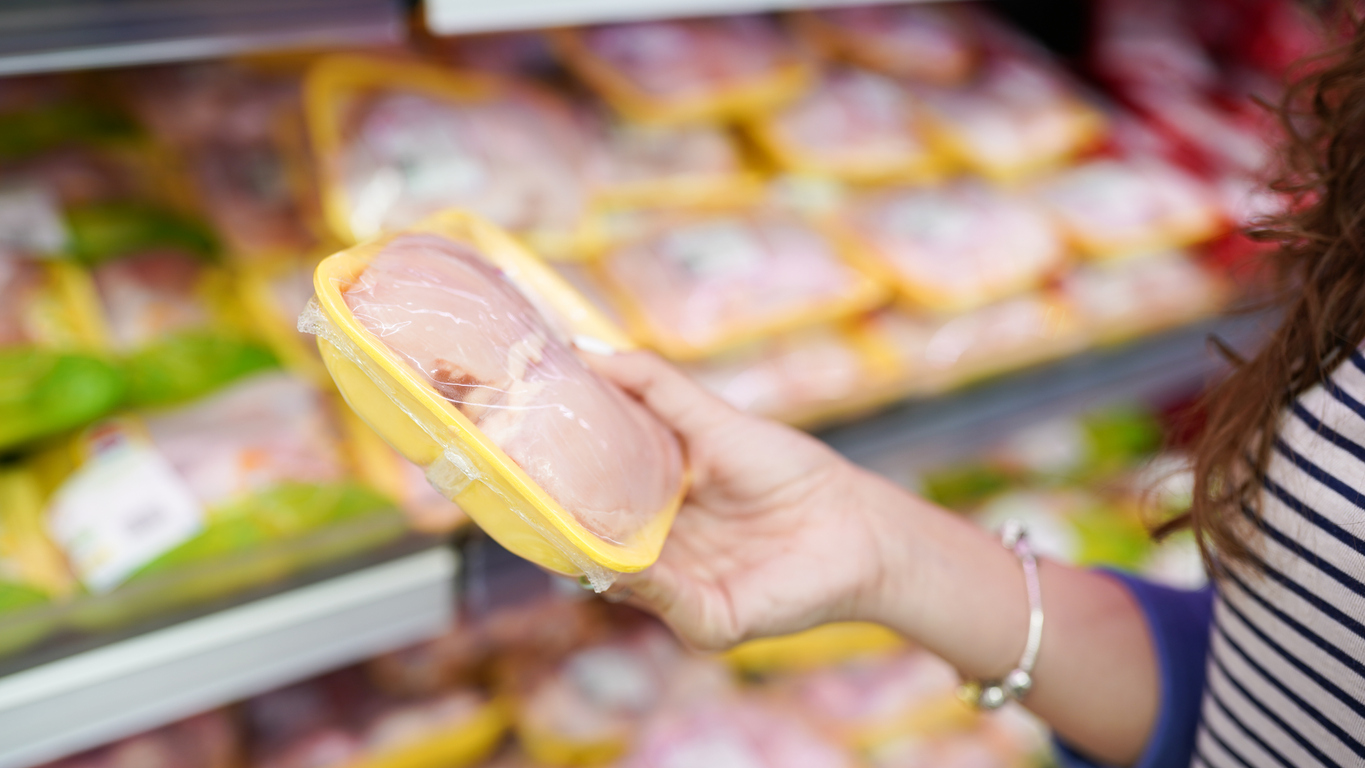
xmin=1192 ymin=349 xmax=1365 ymax=768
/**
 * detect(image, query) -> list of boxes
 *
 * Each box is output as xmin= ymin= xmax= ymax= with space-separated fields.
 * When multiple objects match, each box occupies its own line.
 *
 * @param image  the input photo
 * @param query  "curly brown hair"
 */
xmin=1162 ymin=11 xmax=1365 ymax=573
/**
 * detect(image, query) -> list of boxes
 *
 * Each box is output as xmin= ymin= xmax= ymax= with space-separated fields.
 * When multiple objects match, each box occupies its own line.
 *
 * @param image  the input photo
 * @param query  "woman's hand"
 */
xmin=586 ymin=350 xmax=899 ymax=650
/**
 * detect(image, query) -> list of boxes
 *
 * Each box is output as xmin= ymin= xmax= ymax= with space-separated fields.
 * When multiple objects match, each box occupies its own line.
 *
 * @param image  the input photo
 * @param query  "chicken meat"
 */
xmin=844 ymin=182 xmax=1065 ymax=311
xmin=343 ymin=234 xmax=683 ymax=545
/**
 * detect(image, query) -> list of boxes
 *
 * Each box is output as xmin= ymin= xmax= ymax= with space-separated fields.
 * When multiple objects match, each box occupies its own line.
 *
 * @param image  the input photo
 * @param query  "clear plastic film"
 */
xmin=837 ymin=181 xmax=1067 ymax=313
xmin=910 ymin=53 xmax=1106 ymax=184
xmin=305 ymin=55 xmax=595 ymax=256
xmin=550 ymin=16 xmax=810 ymax=124
xmin=1035 ymin=158 xmax=1227 ymax=259
xmin=594 ymin=209 xmax=886 ymax=360
xmin=299 ymin=211 xmax=687 ymax=589
xmin=683 ymin=325 xmax=872 ymax=427
xmin=744 ymin=67 xmax=944 ymax=184
xmin=791 ymin=3 xmax=980 ymax=85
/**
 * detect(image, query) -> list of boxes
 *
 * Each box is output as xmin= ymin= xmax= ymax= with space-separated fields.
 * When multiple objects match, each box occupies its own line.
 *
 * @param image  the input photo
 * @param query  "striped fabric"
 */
xmin=1191 ymin=350 xmax=1365 ymax=768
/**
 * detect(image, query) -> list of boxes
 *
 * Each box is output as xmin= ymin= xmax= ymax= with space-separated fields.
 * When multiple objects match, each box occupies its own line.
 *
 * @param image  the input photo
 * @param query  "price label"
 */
xmin=46 ymin=428 xmax=204 ymax=593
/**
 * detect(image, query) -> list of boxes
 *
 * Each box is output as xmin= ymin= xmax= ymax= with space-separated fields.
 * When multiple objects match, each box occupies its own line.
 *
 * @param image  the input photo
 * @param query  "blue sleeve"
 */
xmin=1054 ymin=571 xmax=1215 ymax=768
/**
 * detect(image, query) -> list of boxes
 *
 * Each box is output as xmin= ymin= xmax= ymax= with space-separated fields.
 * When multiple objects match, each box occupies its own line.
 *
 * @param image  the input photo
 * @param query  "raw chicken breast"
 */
xmin=685 ymin=327 xmax=866 ymax=420
xmin=803 ymin=4 xmax=978 ymax=84
xmin=762 ymin=68 xmax=934 ymax=175
xmin=91 ymin=251 xmax=212 ymax=350
xmin=591 ymin=117 xmax=741 ymax=189
xmin=343 ymin=234 xmax=683 ymax=544
xmin=601 ymin=213 xmax=871 ymax=354
xmin=1036 ymin=159 xmax=1224 ymax=258
xmin=914 ymin=57 xmax=1100 ymax=179
xmin=845 ymin=182 xmax=1064 ymax=311
xmin=144 ymin=372 xmax=347 ymax=506
xmin=580 ymin=16 xmax=794 ymax=99
xmin=339 ymin=88 xmax=591 ymax=241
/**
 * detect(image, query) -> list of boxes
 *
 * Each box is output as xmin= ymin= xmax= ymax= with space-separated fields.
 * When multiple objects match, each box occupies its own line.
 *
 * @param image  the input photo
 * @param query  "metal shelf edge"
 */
xmin=0 ymin=546 xmax=457 ymax=768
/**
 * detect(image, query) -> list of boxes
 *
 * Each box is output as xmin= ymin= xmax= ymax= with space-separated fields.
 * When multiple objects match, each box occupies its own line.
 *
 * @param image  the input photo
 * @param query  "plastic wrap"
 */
xmin=305 ymin=55 xmax=595 ymax=257
xmin=839 ymin=182 xmax=1066 ymax=312
xmin=744 ymin=67 xmax=942 ymax=184
xmin=913 ymin=56 xmax=1105 ymax=183
xmin=861 ymin=296 xmax=1083 ymax=394
xmin=37 ymin=371 xmax=398 ymax=619
xmin=683 ymin=325 xmax=873 ymax=425
xmin=1036 ymin=158 xmax=1226 ymax=259
xmin=587 ymin=114 xmax=763 ymax=211
xmin=595 ymin=210 xmax=886 ymax=360
xmin=791 ymin=4 xmax=979 ymax=85
xmin=551 ymin=16 xmax=810 ymax=124
xmin=513 ymin=625 xmax=681 ymax=766
xmin=299 ymin=211 xmax=686 ymax=588
xmin=87 ymin=249 xmax=276 ymax=406
xmin=1060 ymin=251 xmax=1228 ymax=342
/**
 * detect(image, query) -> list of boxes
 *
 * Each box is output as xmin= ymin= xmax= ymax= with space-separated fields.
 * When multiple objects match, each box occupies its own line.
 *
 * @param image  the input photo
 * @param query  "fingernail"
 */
xmin=572 ymin=335 xmax=616 ymax=356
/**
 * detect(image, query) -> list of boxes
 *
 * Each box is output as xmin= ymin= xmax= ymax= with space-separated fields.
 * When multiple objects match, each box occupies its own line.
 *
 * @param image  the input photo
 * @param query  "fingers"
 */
xmin=578 ymin=347 xmax=738 ymax=440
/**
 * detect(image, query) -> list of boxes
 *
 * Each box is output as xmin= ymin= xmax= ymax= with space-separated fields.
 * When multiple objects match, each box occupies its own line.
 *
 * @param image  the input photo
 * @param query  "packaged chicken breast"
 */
xmin=838 ymin=182 xmax=1068 ymax=312
xmin=912 ymin=55 xmax=1105 ymax=184
xmin=586 ymin=113 xmax=764 ymax=212
xmin=551 ymin=16 xmax=810 ymax=125
xmin=1035 ymin=158 xmax=1226 ymax=259
xmin=300 ymin=211 xmax=687 ymax=588
xmin=1059 ymin=250 xmax=1228 ymax=343
xmin=791 ymin=3 xmax=980 ymax=85
xmin=860 ymin=296 xmax=1083 ymax=394
xmin=683 ymin=324 xmax=876 ymax=427
xmin=85 ymin=248 xmax=277 ymax=406
xmin=595 ymin=209 xmax=886 ymax=360
xmin=37 ymin=372 xmax=399 ymax=626
xmin=745 ymin=67 xmax=943 ymax=184
xmin=512 ymin=625 xmax=682 ymax=766
xmin=305 ymin=55 xmax=596 ymax=258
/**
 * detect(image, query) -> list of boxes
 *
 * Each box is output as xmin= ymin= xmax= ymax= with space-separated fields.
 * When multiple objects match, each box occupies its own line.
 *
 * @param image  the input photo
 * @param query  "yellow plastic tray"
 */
xmin=549 ymin=27 xmax=811 ymax=126
xmin=351 ymin=698 xmax=509 ymax=768
xmin=308 ymin=211 xmax=686 ymax=583
xmin=305 ymin=55 xmax=599 ymax=259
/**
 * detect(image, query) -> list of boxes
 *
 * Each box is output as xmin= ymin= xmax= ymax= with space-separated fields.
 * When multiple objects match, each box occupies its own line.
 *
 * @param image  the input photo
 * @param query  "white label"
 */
xmin=46 ymin=433 xmax=205 ymax=593
xmin=0 ymin=184 xmax=68 ymax=258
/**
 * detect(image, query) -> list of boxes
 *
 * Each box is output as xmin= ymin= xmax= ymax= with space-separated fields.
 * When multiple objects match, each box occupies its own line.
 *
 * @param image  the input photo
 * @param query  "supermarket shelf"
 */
xmin=819 ymin=311 xmax=1276 ymax=484
xmin=424 ymin=0 xmax=940 ymax=35
xmin=0 ymin=545 xmax=457 ymax=768
xmin=0 ymin=0 xmax=403 ymax=76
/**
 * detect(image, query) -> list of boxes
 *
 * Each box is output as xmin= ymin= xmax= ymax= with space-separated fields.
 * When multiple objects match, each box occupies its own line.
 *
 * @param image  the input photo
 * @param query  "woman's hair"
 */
xmin=1168 ymin=12 xmax=1365 ymax=572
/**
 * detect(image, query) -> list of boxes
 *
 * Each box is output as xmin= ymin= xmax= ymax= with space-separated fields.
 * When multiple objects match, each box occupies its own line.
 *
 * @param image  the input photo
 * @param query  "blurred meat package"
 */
xmin=552 ymin=16 xmax=810 ymax=123
xmin=1036 ymin=158 xmax=1226 ymax=259
xmin=306 ymin=56 xmax=594 ymax=255
xmin=302 ymin=212 xmax=686 ymax=587
xmin=684 ymin=325 xmax=871 ymax=425
xmin=792 ymin=3 xmax=980 ymax=85
xmin=746 ymin=67 xmax=942 ymax=184
xmin=839 ymin=182 xmax=1067 ymax=312
xmin=596 ymin=210 xmax=885 ymax=360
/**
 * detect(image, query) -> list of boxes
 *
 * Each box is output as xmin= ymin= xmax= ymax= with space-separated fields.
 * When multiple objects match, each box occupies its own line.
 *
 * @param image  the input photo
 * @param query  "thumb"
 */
xmin=576 ymin=345 xmax=738 ymax=441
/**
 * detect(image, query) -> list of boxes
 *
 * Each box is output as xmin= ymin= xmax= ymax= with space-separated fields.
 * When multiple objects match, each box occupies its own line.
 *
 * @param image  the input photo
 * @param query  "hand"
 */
xmin=584 ymin=350 xmax=899 ymax=651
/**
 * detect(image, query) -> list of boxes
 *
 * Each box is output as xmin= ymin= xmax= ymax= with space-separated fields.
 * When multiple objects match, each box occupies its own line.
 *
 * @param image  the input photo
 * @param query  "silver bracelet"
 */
xmin=958 ymin=519 xmax=1045 ymax=710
